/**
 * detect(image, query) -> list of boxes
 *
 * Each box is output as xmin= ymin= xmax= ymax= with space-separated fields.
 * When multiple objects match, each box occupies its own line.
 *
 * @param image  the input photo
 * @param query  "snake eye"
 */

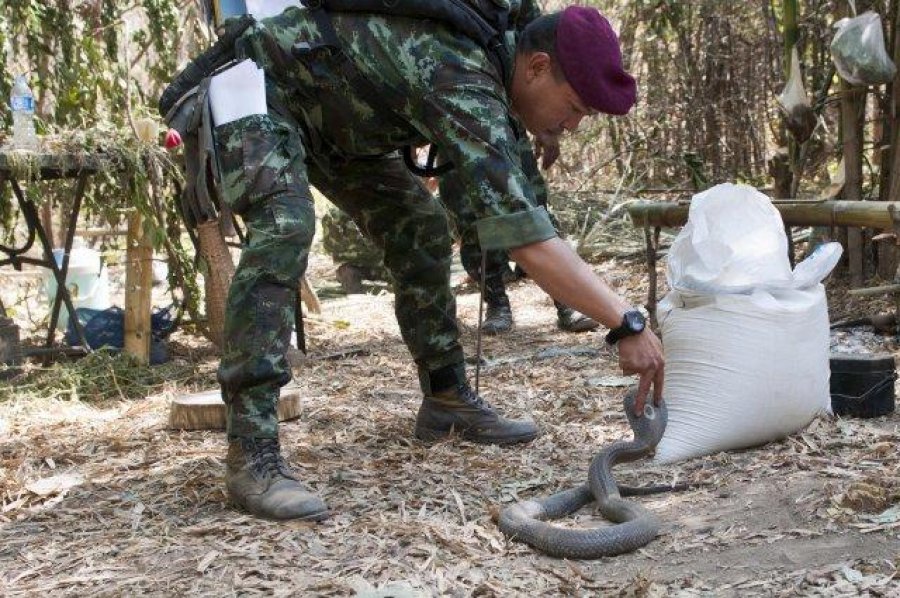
xmin=643 ymin=404 xmax=656 ymax=419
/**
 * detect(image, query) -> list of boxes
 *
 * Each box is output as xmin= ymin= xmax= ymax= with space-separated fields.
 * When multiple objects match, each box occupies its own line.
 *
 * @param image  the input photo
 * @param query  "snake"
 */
xmin=498 ymin=387 xmax=669 ymax=559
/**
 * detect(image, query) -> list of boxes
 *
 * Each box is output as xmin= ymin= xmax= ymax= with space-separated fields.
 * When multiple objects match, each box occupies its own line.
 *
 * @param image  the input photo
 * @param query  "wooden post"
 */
xmin=841 ymin=81 xmax=867 ymax=287
xmin=124 ymin=210 xmax=153 ymax=364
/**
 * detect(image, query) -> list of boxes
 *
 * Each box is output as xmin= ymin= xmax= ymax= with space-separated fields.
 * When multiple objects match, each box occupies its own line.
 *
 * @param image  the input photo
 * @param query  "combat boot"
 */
xmin=557 ymin=305 xmax=600 ymax=333
xmin=335 ymin=263 xmax=365 ymax=294
xmin=226 ymin=437 xmax=328 ymax=521
xmin=415 ymin=382 xmax=539 ymax=445
xmin=481 ymin=298 xmax=513 ymax=335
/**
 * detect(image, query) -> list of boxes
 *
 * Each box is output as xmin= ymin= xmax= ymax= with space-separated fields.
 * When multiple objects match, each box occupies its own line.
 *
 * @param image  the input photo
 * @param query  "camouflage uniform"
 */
xmin=440 ymin=126 xmax=551 ymax=305
xmin=320 ymin=202 xmax=389 ymax=283
xmin=216 ymin=2 xmax=556 ymax=438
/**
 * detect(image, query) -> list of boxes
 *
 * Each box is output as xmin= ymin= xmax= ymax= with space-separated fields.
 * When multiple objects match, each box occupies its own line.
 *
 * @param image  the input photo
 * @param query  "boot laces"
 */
xmin=248 ymin=438 xmax=297 ymax=481
xmin=458 ymin=384 xmax=491 ymax=411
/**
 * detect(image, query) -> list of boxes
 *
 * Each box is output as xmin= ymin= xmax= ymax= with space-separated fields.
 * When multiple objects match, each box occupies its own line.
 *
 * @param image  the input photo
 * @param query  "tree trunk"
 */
xmin=880 ymin=1 xmax=900 ymax=279
xmin=840 ymin=81 xmax=867 ymax=287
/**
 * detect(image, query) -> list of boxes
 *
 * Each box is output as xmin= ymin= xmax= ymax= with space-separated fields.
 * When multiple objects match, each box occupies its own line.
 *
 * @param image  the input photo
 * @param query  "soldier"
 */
xmin=320 ymin=202 xmax=389 ymax=294
xmin=171 ymin=3 xmax=664 ymax=521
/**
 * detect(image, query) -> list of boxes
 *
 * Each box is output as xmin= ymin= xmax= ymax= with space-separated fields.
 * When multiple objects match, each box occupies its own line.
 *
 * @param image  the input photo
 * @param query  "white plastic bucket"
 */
xmin=43 ymin=239 xmax=111 ymax=331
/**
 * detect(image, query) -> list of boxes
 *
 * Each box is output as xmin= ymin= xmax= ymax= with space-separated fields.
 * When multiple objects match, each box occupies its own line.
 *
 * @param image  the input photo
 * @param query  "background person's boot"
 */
xmin=481 ymin=298 xmax=513 ymax=334
xmin=480 ymin=275 xmax=513 ymax=334
xmin=335 ymin=263 xmax=365 ymax=294
xmin=415 ymin=382 xmax=539 ymax=445
xmin=226 ymin=437 xmax=329 ymax=521
xmin=556 ymin=304 xmax=600 ymax=333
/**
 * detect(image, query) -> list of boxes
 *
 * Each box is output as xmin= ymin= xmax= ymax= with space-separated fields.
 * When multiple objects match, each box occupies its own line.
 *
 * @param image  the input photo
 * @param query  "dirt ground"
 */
xmin=0 ymin=248 xmax=898 ymax=597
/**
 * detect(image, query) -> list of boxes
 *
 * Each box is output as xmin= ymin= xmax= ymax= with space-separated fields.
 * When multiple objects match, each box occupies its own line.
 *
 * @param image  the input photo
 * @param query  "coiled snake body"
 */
xmin=498 ymin=388 xmax=667 ymax=559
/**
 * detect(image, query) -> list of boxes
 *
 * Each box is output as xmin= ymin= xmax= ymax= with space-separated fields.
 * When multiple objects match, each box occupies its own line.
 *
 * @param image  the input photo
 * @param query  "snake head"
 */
xmin=623 ymin=387 xmax=668 ymax=448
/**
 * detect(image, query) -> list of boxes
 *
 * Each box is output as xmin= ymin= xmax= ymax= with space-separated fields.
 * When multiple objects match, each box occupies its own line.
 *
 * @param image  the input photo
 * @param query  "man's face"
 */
xmin=510 ymin=52 xmax=596 ymax=138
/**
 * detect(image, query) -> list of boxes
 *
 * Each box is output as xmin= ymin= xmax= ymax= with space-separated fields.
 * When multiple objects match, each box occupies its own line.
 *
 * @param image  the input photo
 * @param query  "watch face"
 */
xmin=624 ymin=310 xmax=646 ymax=333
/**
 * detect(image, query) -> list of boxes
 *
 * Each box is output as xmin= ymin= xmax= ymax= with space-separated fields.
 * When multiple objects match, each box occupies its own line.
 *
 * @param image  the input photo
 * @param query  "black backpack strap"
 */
xmin=403 ymin=145 xmax=454 ymax=177
xmin=304 ymin=0 xmax=512 ymax=84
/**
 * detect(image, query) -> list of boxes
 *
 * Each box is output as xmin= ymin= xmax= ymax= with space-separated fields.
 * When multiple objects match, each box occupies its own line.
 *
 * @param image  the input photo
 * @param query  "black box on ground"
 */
xmin=829 ymin=353 xmax=896 ymax=418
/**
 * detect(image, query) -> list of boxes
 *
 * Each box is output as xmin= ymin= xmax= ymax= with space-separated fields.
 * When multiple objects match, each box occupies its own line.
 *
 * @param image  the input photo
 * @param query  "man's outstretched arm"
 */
xmin=509 ymin=237 xmax=664 ymax=413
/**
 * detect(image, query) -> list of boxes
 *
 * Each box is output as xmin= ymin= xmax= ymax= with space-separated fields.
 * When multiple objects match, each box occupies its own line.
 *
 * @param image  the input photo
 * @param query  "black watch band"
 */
xmin=605 ymin=309 xmax=646 ymax=345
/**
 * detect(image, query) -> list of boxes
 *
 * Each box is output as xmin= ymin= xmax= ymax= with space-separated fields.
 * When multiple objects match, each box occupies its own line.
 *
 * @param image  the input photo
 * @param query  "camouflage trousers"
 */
xmin=215 ymin=113 xmax=461 ymax=438
xmin=313 ymin=135 xmax=554 ymax=305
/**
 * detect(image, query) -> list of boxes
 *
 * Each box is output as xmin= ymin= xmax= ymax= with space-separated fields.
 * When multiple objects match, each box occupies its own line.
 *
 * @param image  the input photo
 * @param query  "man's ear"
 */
xmin=526 ymin=52 xmax=553 ymax=81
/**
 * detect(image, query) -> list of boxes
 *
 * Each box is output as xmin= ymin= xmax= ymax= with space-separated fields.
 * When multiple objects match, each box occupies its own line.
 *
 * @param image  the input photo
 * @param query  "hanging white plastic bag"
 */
xmin=831 ymin=11 xmax=897 ymax=86
xmin=778 ymin=46 xmax=817 ymax=143
xmin=778 ymin=46 xmax=811 ymax=114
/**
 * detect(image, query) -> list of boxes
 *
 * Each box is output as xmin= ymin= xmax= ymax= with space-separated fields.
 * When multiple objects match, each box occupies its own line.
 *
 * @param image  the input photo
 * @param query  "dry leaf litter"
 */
xmin=0 ymin=226 xmax=898 ymax=597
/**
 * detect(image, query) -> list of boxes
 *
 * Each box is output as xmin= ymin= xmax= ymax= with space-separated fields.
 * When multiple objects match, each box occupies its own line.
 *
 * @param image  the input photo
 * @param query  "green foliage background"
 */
xmin=0 ymin=0 xmax=212 ymax=324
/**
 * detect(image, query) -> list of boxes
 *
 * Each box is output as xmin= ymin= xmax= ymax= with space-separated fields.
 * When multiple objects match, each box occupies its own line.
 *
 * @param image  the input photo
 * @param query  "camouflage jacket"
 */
xmin=238 ymin=0 xmax=555 ymax=252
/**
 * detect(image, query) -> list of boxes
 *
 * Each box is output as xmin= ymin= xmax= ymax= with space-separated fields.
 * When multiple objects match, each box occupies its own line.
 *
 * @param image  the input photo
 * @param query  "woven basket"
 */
xmin=196 ymin=219 xmax=235 ymax=348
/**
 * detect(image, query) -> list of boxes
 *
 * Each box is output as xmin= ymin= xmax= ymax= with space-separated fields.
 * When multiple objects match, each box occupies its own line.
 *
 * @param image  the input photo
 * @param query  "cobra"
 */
xmin=498 ymin=387 xmax=669 ymax=559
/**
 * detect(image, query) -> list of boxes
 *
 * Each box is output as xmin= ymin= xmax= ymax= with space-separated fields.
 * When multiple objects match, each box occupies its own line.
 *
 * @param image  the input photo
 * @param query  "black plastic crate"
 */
xmin=829 ymin=353 xmax=896 ymax=418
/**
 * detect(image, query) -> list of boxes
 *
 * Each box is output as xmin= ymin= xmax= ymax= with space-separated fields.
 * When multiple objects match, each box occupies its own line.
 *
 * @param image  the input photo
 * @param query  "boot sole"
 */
xmin=227 ymin=493 xmax=330 ymax=522
xmin=415 ymin=427 xmax=538 ymax=446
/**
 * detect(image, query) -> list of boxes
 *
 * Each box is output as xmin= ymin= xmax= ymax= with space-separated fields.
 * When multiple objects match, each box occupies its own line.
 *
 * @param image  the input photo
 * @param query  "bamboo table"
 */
xmin=0 ymin=150 xmax=101 ymax=357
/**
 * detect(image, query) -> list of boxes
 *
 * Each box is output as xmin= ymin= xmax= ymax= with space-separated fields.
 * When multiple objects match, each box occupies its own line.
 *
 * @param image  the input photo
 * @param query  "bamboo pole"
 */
xmin=124 ymin=210 xmax=153 ymax=364
xmin=841 ymin=80 xmax=867 ymax=288
xmin=848 ymin=284 xmax=900 ymax=297
xmin=626 ymin=199 xmax=900 ymax=230
xmin=837 ymin=1 xmax=871 ymax=288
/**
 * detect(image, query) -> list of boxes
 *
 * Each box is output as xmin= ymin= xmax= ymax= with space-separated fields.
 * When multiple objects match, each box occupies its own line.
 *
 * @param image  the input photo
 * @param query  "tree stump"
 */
xmin=169 ymin=388 xmax=302 ymax=431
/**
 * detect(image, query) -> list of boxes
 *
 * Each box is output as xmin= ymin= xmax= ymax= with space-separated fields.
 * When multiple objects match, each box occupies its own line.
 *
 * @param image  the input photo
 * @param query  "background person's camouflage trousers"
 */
xmin=321 ymin=203 xmax=390 ymax=292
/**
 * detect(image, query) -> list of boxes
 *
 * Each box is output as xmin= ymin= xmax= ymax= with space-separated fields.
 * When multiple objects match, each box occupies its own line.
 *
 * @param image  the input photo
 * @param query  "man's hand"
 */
xmin=533 ymin=132 xmax=561 ymax=170
xmin=617 ymin=329 xmax=664 ymax=416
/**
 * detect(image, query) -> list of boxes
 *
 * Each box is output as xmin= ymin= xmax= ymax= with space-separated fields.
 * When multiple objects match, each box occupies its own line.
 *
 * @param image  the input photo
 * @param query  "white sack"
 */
xmin=656 ymin=183 xmax=838 ymax=464
xmin=655 ymin=286 xmax=833 ymax=464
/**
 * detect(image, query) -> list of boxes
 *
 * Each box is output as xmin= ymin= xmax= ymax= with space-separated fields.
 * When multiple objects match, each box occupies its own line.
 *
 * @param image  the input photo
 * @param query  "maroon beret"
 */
xmin=555 ymin=6 xmax=637 ymax=115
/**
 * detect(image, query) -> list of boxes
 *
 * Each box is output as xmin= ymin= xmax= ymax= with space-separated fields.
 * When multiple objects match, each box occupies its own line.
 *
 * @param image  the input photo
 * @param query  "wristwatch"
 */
xmin=605 ymin=310 xmax=646 ymax=345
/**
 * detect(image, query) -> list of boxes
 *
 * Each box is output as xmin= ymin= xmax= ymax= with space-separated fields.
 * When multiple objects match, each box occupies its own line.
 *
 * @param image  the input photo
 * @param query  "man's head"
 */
xmin=510 ymin=6 xmax=636 ymax=137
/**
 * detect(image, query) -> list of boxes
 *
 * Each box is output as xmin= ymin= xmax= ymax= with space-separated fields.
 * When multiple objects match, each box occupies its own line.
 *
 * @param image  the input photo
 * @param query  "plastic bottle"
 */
xmin=9 ymin=74 xmax=38 ymax=151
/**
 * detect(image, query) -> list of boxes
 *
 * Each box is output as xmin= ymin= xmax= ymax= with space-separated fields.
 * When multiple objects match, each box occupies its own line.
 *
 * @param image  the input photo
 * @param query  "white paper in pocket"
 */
xmin=209 ymin=59 xmax=267 ymax=127
xmin=246 ymin=0 xmax=302 ymax=19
